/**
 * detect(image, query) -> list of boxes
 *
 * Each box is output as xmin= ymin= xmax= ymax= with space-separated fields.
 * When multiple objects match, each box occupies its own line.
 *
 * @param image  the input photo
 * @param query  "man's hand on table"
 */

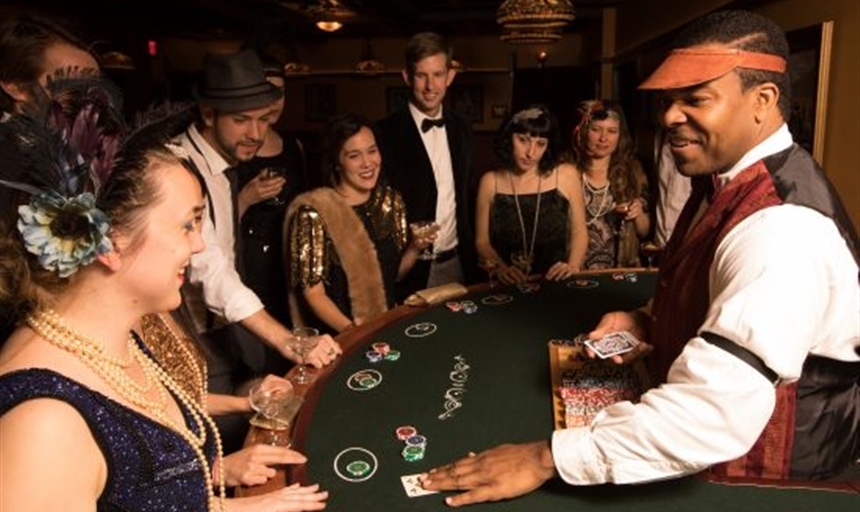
xmin=221 ymin=445 xmax=307 ymax=487
xmin=420 ymin=440 xmax=557 ymax=507
xmin=586 ymin=310 xmax=653 ymax=364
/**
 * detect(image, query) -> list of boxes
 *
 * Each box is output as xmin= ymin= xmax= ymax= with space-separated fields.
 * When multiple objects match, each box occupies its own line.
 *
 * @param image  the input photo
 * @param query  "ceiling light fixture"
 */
xmin=316 ymin=20 xmax=343 ymax=32
xmin=496 ymin=0 xmax=575 ymax=44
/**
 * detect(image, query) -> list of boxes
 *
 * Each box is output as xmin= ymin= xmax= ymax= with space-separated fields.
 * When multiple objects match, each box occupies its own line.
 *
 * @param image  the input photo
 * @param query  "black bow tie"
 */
xmin=421 ymin=117 xmax=446 ymax=133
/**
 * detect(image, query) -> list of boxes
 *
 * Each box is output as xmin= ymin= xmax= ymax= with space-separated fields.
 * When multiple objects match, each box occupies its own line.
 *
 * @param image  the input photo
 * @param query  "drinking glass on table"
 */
xmin=409 ymin=220 xmax=439 ymax=261
xmin=248 ymin=380 xmax=294 ymax=445
xmin=290 ymin=326 xmax=320 ymax=385
xmin=640 ymin=241 xmax=663 ymax=271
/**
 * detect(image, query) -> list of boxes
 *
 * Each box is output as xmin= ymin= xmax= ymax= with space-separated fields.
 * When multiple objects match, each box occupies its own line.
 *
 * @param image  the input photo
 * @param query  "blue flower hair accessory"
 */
xmin=18 ymin=192 xmax=114 ymax=278
xmin=0 ymin=71 xmax=126 ymax=278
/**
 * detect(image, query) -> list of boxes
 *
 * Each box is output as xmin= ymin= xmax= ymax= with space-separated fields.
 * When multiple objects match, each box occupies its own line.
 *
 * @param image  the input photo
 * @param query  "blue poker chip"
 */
xmin=365 ymin=350 xmax=383 ymax=363
xmin=405 ymin=434 xmax=427 ymax=447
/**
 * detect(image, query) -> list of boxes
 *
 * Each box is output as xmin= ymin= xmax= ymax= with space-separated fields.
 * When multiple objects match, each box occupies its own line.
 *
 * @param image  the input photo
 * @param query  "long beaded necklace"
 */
xmin=583 ymin=174 xmax=613 ymax=226
xmin=26 ymin=309 xmax=226 ymax=511
xmin=508 ymin=170 xmax=543 ymax=267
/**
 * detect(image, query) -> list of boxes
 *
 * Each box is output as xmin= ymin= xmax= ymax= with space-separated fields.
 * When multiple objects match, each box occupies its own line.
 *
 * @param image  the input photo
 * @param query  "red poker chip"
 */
xmin=395 ymin=425 xmax=417 ymax=440
xmin=372 ymin=342 xmax=391 ymax=355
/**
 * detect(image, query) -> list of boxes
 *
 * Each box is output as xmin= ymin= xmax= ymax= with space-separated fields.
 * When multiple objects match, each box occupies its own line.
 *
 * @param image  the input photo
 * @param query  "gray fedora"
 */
xmin=192 ymin=49 xmax=283 ymax=112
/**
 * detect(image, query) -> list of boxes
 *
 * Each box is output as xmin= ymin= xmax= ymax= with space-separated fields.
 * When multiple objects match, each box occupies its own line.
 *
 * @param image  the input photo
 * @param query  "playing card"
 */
xmin=584 ymin=331 xmax=639 ymax=359
xmin=401 ymin=473 xmax=439 ymax=498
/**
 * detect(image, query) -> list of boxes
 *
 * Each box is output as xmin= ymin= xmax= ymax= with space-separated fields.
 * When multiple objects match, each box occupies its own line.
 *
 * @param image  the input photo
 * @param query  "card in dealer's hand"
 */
xmin=584 ymin=331 xmax=640 ymax=359
xmin=401 ymin=473 xmax=439 ymax=498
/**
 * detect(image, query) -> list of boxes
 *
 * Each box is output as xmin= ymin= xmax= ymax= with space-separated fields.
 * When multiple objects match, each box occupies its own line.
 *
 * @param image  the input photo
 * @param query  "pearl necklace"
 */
xmin=508 ymin=170 xmax=543 ymax=268
xmin=583 ymin=174 xmax=613 ymax=226
xmin=27 ymin=309 xmax=226 ymax=511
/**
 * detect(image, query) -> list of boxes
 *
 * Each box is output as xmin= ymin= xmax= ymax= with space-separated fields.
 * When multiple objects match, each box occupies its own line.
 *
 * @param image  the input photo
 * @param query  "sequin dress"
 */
xmin=489 ymin=179 xmax=572 ymax=275
xmin=288 ymin=185 xmax=408 ymax=332
xmin=0 ymin=368 xmax=214 ymax=512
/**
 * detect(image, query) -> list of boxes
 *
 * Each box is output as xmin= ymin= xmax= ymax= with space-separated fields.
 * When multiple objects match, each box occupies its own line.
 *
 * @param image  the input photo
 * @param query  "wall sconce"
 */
xmin=537 ymin=50 xmax=548 ymax=68
xmin=316 ymin=20 xmax=343 ymax=32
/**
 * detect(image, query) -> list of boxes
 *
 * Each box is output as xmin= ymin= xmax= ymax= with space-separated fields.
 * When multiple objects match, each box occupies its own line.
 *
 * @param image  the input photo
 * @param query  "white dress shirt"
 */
xmin=552 ymin=127 xmax=860 ymax=484
xmin=408 ymin=102 xmax=458 ymax=253
xmin=176 ymin=124 xmax=264 ymax=332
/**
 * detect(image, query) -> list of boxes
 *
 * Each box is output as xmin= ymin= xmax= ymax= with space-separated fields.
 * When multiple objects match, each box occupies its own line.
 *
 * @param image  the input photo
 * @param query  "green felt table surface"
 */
xmin=289 ymin=272 xmax=859 ymax=511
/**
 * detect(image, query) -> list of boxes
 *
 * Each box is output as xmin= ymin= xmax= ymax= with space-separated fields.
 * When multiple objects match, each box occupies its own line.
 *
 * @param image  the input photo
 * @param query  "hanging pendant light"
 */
xmin=496 ymin=0 xmax=575 ymax=44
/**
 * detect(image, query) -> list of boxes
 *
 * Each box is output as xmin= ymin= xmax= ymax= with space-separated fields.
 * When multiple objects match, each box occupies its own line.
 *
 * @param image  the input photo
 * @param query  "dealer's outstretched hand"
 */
xmin=420 ymin=440 xmax=557 ymax=507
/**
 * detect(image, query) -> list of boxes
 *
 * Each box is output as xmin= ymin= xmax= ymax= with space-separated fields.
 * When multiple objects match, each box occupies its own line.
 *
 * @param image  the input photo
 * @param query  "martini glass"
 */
xmin=290 ymin=326 xmax=320 ymax=385
xmin=261 ymin=166 xmax=288 ymax=207
xmin=409 ymin=221 xmax=438 ymax=261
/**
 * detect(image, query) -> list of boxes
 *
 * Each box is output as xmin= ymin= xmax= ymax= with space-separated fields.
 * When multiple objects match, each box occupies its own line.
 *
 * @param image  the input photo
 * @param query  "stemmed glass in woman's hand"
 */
xmin=290 ymin=326 xmax=320 ymax=385
xmin=409 ymin=221 xmax=439 ymax=261
xmin=249 ymin=380 xmax=294 ymax=445
xmin=478 ymin=257 xmax=502 ymax=288
xmin=510 ymin=250 xmax=533 ymax=277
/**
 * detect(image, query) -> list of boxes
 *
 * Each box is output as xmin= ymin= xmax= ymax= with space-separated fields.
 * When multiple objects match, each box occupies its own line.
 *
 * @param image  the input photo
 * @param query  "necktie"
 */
xmin=224 ymin=166 xmax=244 ymax=271
xmin=421 ymin=117 xmax=446 ymax=133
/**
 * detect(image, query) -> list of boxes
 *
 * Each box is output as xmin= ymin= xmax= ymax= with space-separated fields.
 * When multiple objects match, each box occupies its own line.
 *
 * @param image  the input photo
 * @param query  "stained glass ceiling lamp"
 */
xmin=496 ymin=0 xmax=575 ymax=44
xmin=316 ymin=20 xmax=343 ymax=32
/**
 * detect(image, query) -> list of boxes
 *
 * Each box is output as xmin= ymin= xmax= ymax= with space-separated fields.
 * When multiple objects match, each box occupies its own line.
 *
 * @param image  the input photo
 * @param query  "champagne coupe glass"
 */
xmin=478 ymin=256 xmax=501 ymax=288
xmin=290 ymin=326 xmax=320 ymax=385
xmin=409 ymin=220 xmax=438 ymax=261
xmin=510 ymin=250 xmax=533 ymax=277
xmin=248 ymin=380 xmax=294 ymax=445
xmin=640 ymin=241 xmax=663 ymax=271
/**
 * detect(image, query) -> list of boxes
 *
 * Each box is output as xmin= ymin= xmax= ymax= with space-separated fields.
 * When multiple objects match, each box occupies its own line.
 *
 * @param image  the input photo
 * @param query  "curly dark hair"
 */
xmin=672 ymin=10 xmax=791 ymax=121
xmin=494 ymin=104 xmax=561 ymax=175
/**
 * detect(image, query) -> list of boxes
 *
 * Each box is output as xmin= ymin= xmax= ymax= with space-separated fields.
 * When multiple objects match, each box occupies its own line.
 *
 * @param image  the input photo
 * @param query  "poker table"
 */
xmin=241 ymin=269 xmax=859 ymax=511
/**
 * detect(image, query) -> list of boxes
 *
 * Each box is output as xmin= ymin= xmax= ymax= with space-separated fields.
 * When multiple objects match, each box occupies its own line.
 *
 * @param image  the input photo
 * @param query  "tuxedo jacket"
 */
xmin=375 ymin=106 xmax=479 ymax=299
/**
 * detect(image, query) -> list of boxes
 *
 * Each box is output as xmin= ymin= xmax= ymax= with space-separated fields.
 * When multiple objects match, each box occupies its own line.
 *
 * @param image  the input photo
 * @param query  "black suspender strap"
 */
xmin=184 ymin=129 xmax=218 ymax=227
xmin=701 ymin=332 xmax=780 ymax=385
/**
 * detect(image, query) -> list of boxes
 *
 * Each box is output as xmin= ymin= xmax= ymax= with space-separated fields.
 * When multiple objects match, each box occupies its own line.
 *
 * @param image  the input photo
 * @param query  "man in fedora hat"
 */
xmin=420 ymin=10 xmax=858 ymax=505
xmin=176 ymin=48 xmax=342 ymax=452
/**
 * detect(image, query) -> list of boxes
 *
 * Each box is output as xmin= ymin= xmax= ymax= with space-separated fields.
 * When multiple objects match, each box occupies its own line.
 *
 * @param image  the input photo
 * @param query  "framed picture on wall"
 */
xmin=786 ymin=21 xmax=833 ymax=164
xmin=304 ymin=83 xmax=337 ymax=122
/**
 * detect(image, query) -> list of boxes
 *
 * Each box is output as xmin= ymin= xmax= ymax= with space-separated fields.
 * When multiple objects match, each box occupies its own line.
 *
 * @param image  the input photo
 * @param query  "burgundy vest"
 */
xmin=649 ymin=145 xmax=860 ymax=480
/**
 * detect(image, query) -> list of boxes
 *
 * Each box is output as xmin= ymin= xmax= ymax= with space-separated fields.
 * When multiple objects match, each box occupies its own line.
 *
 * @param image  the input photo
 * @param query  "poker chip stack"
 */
xmin=345 ymin=459 xmax=372 ymax=478
xmin=445 ymin=300 xmax=478 ymax=314
xmin=395 ymin=425 xmax=427 ymax=462
xmin=366 ymin=342 xmax=400 ymax=363
xmin=559 ymin=361 xmax=641 ymax=428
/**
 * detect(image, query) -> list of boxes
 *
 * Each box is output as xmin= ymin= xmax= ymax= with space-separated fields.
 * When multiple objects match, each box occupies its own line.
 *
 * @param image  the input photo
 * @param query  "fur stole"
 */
xmin=285 ymin=187 xmax=388 ymax=327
